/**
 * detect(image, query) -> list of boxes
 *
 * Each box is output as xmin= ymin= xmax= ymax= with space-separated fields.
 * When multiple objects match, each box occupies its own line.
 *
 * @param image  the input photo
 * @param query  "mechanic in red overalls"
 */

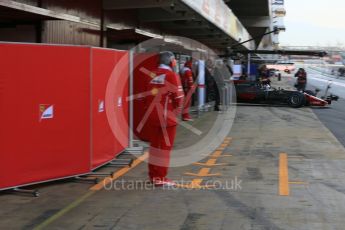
xmin=180 ymin=60 xmax=196 ymax=121
xmin=144 ymin=51 xmax=184 ymax=187
xmin=295 ymin=68 xmax=307 ymax=91
xmin=258 ymin=65 xmax=271 ymax=87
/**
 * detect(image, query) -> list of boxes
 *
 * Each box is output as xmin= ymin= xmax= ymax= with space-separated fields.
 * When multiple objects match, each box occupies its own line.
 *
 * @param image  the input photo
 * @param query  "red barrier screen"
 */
xmin=91 ymin=48 xmax=129 ymax=169
xmin=133 ymin=53 xmax=158 ymax=142
xmin=0 ymin=43 xmax=91 ymax=190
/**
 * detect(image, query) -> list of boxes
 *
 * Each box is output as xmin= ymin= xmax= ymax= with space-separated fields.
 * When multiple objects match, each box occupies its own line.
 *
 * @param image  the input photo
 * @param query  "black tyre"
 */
xmin=288 ymin=92 xmax=306 ymax=108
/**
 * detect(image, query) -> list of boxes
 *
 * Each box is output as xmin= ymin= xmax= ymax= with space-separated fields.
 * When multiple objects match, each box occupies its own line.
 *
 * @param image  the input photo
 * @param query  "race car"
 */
xmin=234 ymin=80 xmax=339 ymax=108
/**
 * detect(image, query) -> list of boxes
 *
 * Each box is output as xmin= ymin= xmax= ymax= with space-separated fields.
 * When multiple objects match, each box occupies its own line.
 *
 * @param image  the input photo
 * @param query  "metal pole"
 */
xmin=222 ymin=87 xmax=226 ymax=111
xmin=247 ymin=53 xmax=251 ymax=79
xmin=198 ymin=60 xmax=206 ymax=111
xmin=230 ymin=84 xmax=233 ymax=107
xmin=129 ymin=49 xmax=134 ymax=148
xmin=231 ymin=28 xmax=279 ymax=49
xmin=226 ymin=84 xmax=230 ymax=109
xmin=228 ymin=84 xmax=231 ymax=107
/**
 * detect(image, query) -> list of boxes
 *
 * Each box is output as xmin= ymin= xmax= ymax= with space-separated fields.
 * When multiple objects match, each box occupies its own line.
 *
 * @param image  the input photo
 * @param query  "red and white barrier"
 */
xmin=91 ymin=48 xmax=129 ymax=169
xmin=0 ymin=43 xmax=129 ymax=190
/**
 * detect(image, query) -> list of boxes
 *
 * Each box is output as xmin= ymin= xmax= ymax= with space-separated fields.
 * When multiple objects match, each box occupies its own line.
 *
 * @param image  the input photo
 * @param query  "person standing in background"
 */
xmin=295 ymin=68 xmax=307 ymax=91
xmin=206 ymin=59 xmax=221 ymax=111
xmin=257 ymin=65 xmax=271 ymax=87
xmin=180 ymin=59 xmax=196 ymax=121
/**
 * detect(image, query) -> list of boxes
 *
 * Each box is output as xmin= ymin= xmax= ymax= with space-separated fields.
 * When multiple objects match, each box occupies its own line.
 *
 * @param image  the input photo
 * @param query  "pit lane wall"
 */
xmin=0 ymin=43 xmax=129 ymax=190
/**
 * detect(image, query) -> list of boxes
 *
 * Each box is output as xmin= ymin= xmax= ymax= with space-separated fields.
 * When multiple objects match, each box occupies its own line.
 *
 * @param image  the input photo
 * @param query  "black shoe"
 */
xmin=214 ymin=106 xmax=221 ymax=111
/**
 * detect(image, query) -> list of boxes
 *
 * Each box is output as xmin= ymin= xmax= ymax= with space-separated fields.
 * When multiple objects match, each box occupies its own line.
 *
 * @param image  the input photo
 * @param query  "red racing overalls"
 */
xmin=143 ymin=64 xmax=184 ymax=181
xmin=180 ymin=61 xmax=195 ymax=120
xmin=295 ymin=71 xmax=307 ymax=91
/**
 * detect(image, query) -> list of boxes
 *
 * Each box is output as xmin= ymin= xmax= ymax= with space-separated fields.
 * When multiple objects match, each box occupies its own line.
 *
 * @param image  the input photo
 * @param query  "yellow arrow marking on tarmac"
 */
xmin=193 ymin=158 xmax=227 ymax=167
xmin=35 ymin=153 xmax=149 ymax=229
xmin=206 ymin=151 xmax=232 ymax=158
xmin=90 ymin=152 xmax=149 ymax=191
xmin=279 ymin=153 xmax=290 ymax=196
xmin=222 ymin=139 xmax=232 ymax=145
xmin=184 ymin=168 xmax=221 ymax=177
xmin=210 ymin=155 xmax=233 ymax=158
xmin=212 ymin=150 xmax=223 ymax=157
xmin=220 ymin=143 xmax=228 ymax=148
xmin=201 ymin=150 xmax=232 ymax=158
xmin=176 ymin=178 xmax=215 ymax=189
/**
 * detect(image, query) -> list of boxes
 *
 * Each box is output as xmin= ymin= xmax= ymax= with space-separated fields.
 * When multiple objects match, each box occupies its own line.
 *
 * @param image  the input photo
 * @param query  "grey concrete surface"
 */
xmin=312 ymin=99 xmax=345 ymax=147
xmin=283 ymin=67 xmax=345 ymax=148
xmin=1 ymin=75 xmax=345 ymax=230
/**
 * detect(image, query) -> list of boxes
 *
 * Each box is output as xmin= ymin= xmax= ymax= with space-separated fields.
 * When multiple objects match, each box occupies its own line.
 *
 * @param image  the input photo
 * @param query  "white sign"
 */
xmin=232 ymin=65 xmax=242 ymax=80
xmin=39 ymin=104 xmax=54 ymax=121
xmin=118 ymin=97 xmax=123 ymax=107
xmin=98 ymin=100 xmax=105 ymax=113
xmin=273 ymin=0 xmax=284 ymax=5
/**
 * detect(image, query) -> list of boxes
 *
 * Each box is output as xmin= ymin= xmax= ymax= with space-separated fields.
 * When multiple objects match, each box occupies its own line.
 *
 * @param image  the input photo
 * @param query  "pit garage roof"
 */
xmin=234 ymin=49 xmax=328 ymax=57
xmin=224 ymin=0 xmax=272 ymax=47
xmin=0 ymin=0 xmax=265 ymax=53
xmin=103 ymin=0 xmax=257 ymax=52
xmin=220 ymin=49 xmax=328 ymax=64
xmin=0 ymin=0 xmax=99 ymax=27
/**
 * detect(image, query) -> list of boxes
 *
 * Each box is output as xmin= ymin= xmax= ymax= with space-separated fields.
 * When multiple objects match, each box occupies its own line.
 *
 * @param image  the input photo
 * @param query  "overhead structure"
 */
xmin=0 ymin=0 xmax=85 ymax=23
xmin=233 ymin=49 xmax=328 ymax=57
xmin=225 ymin=0 xmax=271 ymax=48
xmin=103 ymin=0 xmax=256 ymax=52
xmin=225 ymin=0 xmax=286 ymax=49
xmin=0 ymin=0 xmax=278 ymax=53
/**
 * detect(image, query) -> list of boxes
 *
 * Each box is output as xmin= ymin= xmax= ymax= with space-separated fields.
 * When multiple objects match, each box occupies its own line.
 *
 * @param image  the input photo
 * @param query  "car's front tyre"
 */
xmin=288 ymin=92 xmax=306 ymax=108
